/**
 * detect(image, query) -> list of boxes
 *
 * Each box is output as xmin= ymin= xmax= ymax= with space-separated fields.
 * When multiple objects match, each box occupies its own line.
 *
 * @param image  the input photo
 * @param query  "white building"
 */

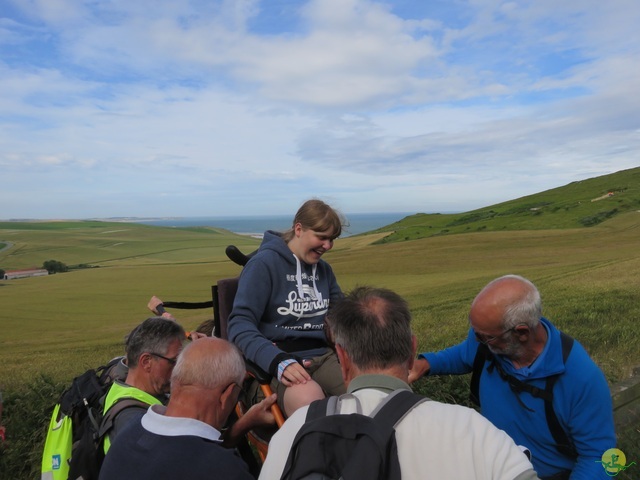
xmin=3 ymin=268 xmax=49 ymax=280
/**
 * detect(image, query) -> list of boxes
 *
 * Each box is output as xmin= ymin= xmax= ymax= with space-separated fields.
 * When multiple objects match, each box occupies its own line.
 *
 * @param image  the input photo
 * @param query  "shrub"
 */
xmin=0 ymin=376 xmax=65 ymax=480
xmin=42 ymin=260 xmax=68 ymax=274
xmin=579 ymin=209 xmax=619 ymax=227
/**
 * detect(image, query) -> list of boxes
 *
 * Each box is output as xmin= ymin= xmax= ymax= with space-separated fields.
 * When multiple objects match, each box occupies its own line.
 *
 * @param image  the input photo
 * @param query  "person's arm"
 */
xmin=408 ymin=328 xmax=480 ymax=382
xmin=227 ymin=260 xmax=297 ymax=376
xmin=147 ymin=296 xmax=176 ymax=320
xmin=408 ymin=357 xmax=431 ymax=383
xmin=147 ymin=296 xmax=209 ymax=340
xmin=222 ymin=394 xmax=277 ymax=448
xmin=258 ymin=406 xmax=308 ymax=480
xmin=465 ymin=407 xmax=541 ymax=480
xmin=417 ymin=328 xmax=479 ymax=377
xmin=561 ymin=353 xmax=616 ymax=479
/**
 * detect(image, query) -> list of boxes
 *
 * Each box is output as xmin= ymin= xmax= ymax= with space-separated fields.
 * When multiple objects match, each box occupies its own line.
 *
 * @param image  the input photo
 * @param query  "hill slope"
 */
xmin=371 ymin=166 xmax=640 ymax=243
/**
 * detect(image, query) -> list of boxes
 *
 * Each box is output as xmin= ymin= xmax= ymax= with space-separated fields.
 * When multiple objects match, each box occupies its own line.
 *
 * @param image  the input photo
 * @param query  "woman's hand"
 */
xmin=280 ymin=361 xmax=312 ymax=387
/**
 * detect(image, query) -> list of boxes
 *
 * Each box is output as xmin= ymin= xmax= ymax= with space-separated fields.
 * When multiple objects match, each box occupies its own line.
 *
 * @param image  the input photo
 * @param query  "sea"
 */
xmin=136 ymin=212 xmax=414 ymax=238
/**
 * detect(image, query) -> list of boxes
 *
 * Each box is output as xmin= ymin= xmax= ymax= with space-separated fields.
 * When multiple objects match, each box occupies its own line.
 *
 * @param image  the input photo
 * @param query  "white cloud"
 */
xmin=0 ymin=0 xmax=638 ymax=218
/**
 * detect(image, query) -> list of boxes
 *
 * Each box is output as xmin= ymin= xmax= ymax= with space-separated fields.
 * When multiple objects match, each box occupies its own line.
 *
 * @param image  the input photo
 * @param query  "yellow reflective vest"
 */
xmin=101 ymin=381 xmax=162 ymax=453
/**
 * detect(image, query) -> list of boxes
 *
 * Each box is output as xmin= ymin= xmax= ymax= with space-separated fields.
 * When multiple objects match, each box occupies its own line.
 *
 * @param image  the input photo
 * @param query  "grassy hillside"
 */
xmin=371 ymin=166 xmax=640 ymax=243
xmin=0 ymin=222 xmax=261 ymax=389
xmin=0 ymin=220 xmax=260 ymax=271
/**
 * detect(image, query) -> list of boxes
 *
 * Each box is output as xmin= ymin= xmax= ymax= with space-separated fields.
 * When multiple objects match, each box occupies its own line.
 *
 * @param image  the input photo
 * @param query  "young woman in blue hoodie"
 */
xmin=228 ymin=199 xmax=347 ymax=417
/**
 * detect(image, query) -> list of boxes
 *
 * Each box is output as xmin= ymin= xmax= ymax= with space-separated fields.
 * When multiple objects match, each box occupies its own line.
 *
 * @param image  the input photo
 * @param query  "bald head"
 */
xmin=470 ymin=275 xmax=542 ymax=331
xmin=171 ymin=337 xmax=245 ymax=390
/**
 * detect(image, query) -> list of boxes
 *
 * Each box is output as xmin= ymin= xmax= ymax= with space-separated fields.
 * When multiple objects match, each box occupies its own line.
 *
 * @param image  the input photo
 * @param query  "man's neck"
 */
xmin=165 ymin=391 xmax=220 ymax=429
xmin=345 ymin=364 xmax=410 ymax=386
xmin=124 ymin=369 xmax=149 ymax=392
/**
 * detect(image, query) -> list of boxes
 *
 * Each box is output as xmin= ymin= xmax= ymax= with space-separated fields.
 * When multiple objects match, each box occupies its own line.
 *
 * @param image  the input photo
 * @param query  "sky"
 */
xmin=1 ymin=0 xmax=639 ymax=219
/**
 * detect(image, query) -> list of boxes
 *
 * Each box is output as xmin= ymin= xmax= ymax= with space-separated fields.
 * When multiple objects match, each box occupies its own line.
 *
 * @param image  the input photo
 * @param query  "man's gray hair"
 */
xmin=171 ymin=340 xmax=245 ymax=389
xmin=125 ymin=317 xmax=185 ymax=368
xmin=489 ymin=274 xmax=542 ymax=329
xmin=325 ymin=286 xmax=413 ymax=370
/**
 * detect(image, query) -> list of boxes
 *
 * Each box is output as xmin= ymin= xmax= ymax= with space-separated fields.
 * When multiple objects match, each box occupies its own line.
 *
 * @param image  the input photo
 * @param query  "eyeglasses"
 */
xmin=149 ymin=352 xmax=178 ymax=366
xmin=474 ymin=326 xmax=518 ymax=345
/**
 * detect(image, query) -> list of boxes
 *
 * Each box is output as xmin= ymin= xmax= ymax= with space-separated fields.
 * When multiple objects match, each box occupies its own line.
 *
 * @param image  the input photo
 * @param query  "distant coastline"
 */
xmin=0 ymin=213 xmax=416 ymax=237
xmin=132 ymin=213 xmax=415 ymax=237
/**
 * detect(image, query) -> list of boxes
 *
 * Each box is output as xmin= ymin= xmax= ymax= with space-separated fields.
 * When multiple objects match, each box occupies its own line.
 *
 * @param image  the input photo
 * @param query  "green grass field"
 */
xmin=1 ymin=170 xmax=639 ymax=478
xmin=2 ymin=213 xmax=638 ymax=388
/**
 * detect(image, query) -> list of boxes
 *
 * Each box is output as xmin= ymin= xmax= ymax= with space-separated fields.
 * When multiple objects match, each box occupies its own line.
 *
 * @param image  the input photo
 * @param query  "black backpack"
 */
xmin=469 ymin=331 xmax=577 ymax=460
xmin=41 ymin=357 xmax=148 ymax=480
xmin=279 ymin=389 xmax=427 ymax=480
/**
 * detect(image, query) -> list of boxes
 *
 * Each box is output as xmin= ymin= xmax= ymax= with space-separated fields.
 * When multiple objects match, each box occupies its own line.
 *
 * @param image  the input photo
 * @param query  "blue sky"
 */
xmin=1 ymin=0 xmax=638 ymax=219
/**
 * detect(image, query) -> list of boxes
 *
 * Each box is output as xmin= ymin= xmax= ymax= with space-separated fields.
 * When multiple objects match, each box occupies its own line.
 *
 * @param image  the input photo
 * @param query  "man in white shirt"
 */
xmin=259 ymin=286 xmax=540 ymax=480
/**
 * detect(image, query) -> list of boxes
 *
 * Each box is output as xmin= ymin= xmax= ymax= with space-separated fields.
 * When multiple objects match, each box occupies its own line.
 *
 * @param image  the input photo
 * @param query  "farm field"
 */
xmin=1 ymin=207 xmax=639 ymax=479
xmin=1 ymin=213 xmax=639 ymax=388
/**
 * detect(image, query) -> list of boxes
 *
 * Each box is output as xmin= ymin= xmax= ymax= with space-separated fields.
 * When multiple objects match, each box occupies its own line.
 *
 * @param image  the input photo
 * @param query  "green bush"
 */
xmin=0 ymin=376 xmax=65 ymax=480
xmin=42 ymin=260 xmax=69 ymax=274
xmin=579 ymin=208 xmax=618 ymax=226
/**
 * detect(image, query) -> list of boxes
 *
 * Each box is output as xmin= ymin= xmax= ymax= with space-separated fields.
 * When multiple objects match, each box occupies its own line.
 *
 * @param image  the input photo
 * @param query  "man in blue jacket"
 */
xmin=409 ymin=274 xmax=616 ymax=480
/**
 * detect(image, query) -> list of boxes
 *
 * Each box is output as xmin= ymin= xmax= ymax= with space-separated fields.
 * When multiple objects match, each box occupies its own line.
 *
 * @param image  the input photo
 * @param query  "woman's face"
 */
xmin=289 ymin=223 xmax=336 ymax=264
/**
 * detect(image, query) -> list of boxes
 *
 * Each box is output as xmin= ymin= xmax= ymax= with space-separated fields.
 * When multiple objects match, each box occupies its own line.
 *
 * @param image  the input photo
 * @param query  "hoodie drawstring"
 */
xmin=293 ymin=254 xmax=323 ymax=302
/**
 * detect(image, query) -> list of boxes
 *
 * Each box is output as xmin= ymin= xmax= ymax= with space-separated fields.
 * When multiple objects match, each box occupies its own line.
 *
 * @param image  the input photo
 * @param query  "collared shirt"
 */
xmin=347 ymin=373 xmax=411 ymax=394
xmin=142 ymin=405 xmax=222 ymax=442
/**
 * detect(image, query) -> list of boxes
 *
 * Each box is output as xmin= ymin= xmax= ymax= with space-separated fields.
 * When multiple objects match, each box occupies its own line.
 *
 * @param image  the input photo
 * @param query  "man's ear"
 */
xmin=335 ymin=344 xmax=350 ymax=382
xmin=214 ymin=383 xmax=238 ymax=429
xmin=218 ymin=383 xmax=240 ymax=423
xmin=139 ymin=353 xmax=153 ymax=372
xmin=219 ymin=383 xmax=236 ymax=409
xmin=408 ymin=335 xmax=418 ymax=370
xmin=514 ymin=324 xmax=531 ymax=341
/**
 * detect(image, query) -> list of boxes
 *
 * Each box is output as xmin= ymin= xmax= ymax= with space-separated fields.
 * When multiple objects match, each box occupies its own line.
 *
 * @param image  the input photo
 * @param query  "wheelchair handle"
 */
xmin=225 ymin=245 xmax=257 ymax=267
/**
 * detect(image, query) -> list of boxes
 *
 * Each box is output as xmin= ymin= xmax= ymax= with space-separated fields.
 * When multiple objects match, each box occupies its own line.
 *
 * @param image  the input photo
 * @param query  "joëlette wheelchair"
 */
xmin=160 ymin=245 xmax=285 ymax=473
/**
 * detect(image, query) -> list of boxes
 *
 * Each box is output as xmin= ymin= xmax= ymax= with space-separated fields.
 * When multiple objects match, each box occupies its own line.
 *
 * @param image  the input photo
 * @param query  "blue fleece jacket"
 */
xmin=227 ymin=231 xmax=342 ymax=376
xmin=421 ymin=318 xmax=615 ymax=480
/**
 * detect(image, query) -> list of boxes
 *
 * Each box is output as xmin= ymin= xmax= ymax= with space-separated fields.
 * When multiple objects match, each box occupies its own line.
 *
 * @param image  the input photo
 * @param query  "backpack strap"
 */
xmin=544 ymin=332 xmax=576 ymax=460
xmin=305 ymin=393 xmax=360 ymax=422
xmin=371 ymin=390 xmax=429 ymax=429
xmin=559 ymin=330 xmax=573 ymax=365
xmin=470 ymin=343 xmax=491 ymax=406
xmin=306 ymin=390 xmax=426 ymax=429
xmin=97 ymin=398 xmax=149 ymax=439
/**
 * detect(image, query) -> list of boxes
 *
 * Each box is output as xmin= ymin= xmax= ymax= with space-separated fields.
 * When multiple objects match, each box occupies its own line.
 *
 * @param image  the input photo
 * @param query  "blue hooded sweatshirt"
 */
xmin=228 ymin=231 xmax=342 ymax=377
xmin=420 ymin=318 xmax=616 ymax=479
